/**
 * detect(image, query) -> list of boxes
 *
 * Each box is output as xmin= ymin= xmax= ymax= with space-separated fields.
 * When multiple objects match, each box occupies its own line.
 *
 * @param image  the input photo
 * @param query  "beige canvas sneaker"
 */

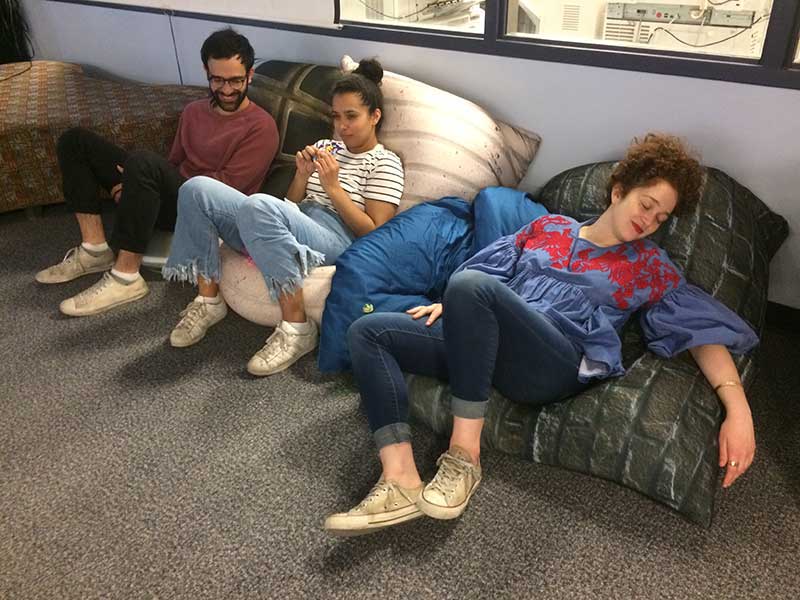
xmin=416 ymin=446 xmax=482 ymax=520
xmin=170 ymin=298 xmax=228 ymax=347
xmin=59 ymin=272 xmax=149 ymax=317
xmin=35 ymin=245 xmax=114 ymax=284
xmin=324 ymin=478 xmax=425 ymax=536
xmin=246 ymin=320 xmax=318 ymax=376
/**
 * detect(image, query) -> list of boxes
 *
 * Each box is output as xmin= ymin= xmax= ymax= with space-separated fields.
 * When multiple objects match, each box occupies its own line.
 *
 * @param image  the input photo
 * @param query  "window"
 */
xmin=505 ymin=0 xmax=774 ymax=60
xmin=339 ymin=0 xmax=485 ymax=33
xmin=48 ymin=0 xmax=800 ymax=90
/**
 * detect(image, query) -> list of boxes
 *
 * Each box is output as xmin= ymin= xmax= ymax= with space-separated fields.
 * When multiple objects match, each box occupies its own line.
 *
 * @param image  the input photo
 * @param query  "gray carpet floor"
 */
xmin=1 ymin=205 xmax=798 ymax=599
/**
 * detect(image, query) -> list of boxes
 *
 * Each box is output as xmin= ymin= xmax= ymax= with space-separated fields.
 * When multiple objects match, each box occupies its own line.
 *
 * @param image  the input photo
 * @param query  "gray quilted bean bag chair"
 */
xmin=406 ymin=163 xmax=788 ymax=526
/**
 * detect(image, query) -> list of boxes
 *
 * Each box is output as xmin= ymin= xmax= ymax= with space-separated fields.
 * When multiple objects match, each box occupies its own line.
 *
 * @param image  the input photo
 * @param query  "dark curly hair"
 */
xmin=607 ymin=133 xmax=703 ymax=216
xmin=331 ymin=58 xmax=385 ymax=131
xmin=201 ymin=27 xmax=255 ymax=72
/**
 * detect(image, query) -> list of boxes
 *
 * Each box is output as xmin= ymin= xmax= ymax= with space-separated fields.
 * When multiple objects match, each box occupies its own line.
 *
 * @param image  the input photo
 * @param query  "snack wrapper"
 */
xmin=314 ymin=140 xmax=346 ymax=155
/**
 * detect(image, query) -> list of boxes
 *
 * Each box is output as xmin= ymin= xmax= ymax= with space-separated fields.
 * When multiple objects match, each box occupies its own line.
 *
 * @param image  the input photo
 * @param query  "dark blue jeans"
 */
xmin=348 ymin=269 xmax=589 ymax=450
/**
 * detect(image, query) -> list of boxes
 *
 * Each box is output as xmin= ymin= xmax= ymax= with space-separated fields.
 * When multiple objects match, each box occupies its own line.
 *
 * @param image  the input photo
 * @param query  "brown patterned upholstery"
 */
xmin=407 ymin=163 xmax=788 ymax=527
xmin=0 ymin=61 xmax=206 ymax=213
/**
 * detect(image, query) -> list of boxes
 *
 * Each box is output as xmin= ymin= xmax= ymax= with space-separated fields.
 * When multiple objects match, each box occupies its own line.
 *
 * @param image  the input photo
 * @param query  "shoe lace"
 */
xmin=177 ymin=301 xmax=207 ymax=331
xmin=357 ymin=480 xmax=391 ymax=509
xmin=61 ymin=246 xmax=79 ymax=264
xmin=428 ymin=452 xmax=473 ymax=497
xmin=78 ymin=272 xmax=115 ymax=299
xmin=254 ymin=328 xmax=289 ymax=362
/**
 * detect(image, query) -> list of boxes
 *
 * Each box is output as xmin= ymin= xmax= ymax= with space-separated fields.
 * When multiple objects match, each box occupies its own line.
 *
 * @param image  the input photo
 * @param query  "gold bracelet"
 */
xmin=714 ymin=380 xmax=743 ymax=393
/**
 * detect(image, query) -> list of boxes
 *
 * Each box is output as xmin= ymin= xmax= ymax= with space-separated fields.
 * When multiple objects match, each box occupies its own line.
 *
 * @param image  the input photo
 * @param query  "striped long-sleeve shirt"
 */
xmin=304 ymin=139 xmax=404 ymax=212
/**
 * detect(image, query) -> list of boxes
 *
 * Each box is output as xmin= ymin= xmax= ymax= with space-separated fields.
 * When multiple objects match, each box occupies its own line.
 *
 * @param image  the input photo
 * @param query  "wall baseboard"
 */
xmin=766 ymin=301 xmax=800 ymax=334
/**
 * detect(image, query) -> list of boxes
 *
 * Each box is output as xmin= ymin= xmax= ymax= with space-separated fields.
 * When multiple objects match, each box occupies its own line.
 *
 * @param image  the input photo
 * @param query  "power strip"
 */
xmin=606 ymin=3 xmax=755 ymax=28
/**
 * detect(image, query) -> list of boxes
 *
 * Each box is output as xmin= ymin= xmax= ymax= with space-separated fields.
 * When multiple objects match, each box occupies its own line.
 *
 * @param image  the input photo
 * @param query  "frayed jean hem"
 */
xmin=261 ymin=245 xmax=326 ymax=301
xmin=162 ymin=260 xmax=219 ymax=287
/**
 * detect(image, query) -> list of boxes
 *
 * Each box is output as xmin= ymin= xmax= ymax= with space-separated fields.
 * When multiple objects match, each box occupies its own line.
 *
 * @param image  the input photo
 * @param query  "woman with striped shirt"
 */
xmin=163 ymin=58 xmax=404 ymax=375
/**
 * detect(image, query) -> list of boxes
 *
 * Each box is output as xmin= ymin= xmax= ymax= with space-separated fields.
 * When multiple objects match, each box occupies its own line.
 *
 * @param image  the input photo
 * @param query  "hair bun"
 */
xmin=354 ymin=58 xmax=383 ymax=86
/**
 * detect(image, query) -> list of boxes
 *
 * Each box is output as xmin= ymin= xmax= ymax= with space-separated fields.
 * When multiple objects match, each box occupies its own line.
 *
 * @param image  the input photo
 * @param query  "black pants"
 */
xmin=57 ymin=127 xmax=186 ymax=254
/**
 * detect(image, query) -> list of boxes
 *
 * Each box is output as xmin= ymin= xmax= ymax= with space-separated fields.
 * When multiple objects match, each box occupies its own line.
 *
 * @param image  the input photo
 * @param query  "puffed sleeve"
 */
xmin=641 ymin=283 xmax=759 ymax=357
xmin=452 ymin=232 xmax=522 ymax=283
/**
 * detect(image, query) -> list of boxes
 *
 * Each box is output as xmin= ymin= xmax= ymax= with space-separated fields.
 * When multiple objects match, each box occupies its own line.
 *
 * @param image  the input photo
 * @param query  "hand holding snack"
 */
xmin=315 ymin=150 xmax=340 ymax=192
xmin=295 ymin=145 xmax=318 ymax=177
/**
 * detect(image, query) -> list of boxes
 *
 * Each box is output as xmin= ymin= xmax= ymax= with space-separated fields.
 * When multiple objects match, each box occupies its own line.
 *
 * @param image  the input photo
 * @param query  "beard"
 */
xmin=209 ymin=80 xmax=248 ymax=113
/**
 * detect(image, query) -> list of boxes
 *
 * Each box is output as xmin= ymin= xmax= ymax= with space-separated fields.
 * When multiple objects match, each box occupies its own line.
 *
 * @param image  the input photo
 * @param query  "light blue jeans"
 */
xmin=162 ymin=176 xmax=355 ymax=299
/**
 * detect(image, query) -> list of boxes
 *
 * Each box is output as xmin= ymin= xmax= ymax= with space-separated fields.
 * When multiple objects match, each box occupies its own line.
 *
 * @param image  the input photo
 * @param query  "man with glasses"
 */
xmin=36 ymin=27 xmax=278 ymax=317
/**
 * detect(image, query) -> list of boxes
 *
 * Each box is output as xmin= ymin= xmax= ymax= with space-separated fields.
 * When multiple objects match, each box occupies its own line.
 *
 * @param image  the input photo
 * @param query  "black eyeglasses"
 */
xmin=207 ymin=75 xmax=247 ymax=90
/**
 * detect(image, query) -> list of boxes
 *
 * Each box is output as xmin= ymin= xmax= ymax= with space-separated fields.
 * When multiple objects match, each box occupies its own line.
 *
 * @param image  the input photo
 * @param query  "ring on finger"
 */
xmin=729 ymin=460 xmax=739 ymax=467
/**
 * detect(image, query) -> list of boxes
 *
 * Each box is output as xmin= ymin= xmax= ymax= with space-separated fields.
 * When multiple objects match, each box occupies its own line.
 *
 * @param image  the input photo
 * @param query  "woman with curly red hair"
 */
xmin=324 ymin=134 xmax=757 ymax=536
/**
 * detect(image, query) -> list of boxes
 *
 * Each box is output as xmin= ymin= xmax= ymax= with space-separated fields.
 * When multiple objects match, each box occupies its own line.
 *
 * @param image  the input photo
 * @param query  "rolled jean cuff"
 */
xmin=451 ymin=395 xmax=489 ymax=420
xmin=373 ymin=423 xmax=412 ymax=450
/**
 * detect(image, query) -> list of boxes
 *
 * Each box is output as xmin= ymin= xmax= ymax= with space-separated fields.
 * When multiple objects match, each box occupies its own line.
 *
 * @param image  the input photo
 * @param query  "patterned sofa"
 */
xmin=0 ymin=60 xmax=206 ymax=214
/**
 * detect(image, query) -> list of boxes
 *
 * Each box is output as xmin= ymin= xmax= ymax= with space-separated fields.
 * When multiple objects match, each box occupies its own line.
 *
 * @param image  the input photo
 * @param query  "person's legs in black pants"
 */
xmin=45 ymin=129 xmax=185 ymax=316
xmin=57 ymin=148 xmax=185 ymax=317
xmin=110 ymin=148 xmax=184 ymax=268
xmin=57 ymin=126 xmax=129 ymax=217
xmin=48 ymin=127 xmax=183 ymax=270
xmin=36 ymin=128 xmax=128 ymax=284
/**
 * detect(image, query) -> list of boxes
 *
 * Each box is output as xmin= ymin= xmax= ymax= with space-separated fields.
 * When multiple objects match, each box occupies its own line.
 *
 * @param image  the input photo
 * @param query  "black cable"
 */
xmin=166 ymin=10 xmax=184 ymax=85
xmin=0 ymin=60 xmax=32 ymax=83
xmin=356 ymin=0 xmax=461 ymax=21
xmin=707 ymin=0 xmax=738 ymax=5
xmin=649 ymin=14 xmax=768 ymax=49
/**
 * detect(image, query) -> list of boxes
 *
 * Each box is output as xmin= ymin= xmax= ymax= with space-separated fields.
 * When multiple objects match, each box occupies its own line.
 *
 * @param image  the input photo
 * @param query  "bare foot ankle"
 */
xmin=385 ymin=474 xmax=423 ymax=490
xmin=450 ymin=444 xmax=480 ymax=466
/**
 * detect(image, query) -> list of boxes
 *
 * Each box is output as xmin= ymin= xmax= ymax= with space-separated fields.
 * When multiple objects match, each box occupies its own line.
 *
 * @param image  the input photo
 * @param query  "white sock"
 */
xmin=281 ymin=320 xmax=312 ymax=334
xmin=194 ymin=294 xmax=222 ymax=305
xmin=111 ymin=268 xmax=140 ymax=283
xmin=81 ymin=241 xmax=109 ymax=253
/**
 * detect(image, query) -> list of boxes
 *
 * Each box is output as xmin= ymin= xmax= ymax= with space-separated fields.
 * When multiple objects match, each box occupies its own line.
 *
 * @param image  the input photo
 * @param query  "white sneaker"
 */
xmin=246 ymin=320 xmax=318 ymax=376
xmin=170 ymin=298 xmax=228 ymax=348
xmin=36 ymin=245 xmax=114 ymax=284
xmin=416 ymin=446 xmax=482 ymax=520
xmin=324 ymin=478 xmax=424 ymax=537
xmin=59 ymin=272 xmax=149 ymax=317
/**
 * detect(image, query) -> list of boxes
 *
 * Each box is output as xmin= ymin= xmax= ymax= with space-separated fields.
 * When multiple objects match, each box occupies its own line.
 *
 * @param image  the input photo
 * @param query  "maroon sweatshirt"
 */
xmin=168 ymin=99 xmax=278 ymax=195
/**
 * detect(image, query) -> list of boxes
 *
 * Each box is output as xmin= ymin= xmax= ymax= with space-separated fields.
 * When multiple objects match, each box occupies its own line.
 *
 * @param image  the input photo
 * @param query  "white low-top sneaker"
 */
xmin=59 ymin=272 xmax=149 ymax=317
xmin=324 ymin=478 xmax=424 ymax=537
xmin=416 ymin=445 xmax=482 ymax=520
xmin=246 ymin=320 xmax=318 ymax=376
xmin=170 ymin=298 xmax=228 ymax=348
xmin=36 ymin=245 xmax=114 ymax=284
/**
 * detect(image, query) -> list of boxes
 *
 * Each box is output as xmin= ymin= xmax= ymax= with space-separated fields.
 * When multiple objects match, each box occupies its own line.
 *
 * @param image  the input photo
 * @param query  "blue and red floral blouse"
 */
xmin=456 ymin=214 xmax=759 ymax=382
